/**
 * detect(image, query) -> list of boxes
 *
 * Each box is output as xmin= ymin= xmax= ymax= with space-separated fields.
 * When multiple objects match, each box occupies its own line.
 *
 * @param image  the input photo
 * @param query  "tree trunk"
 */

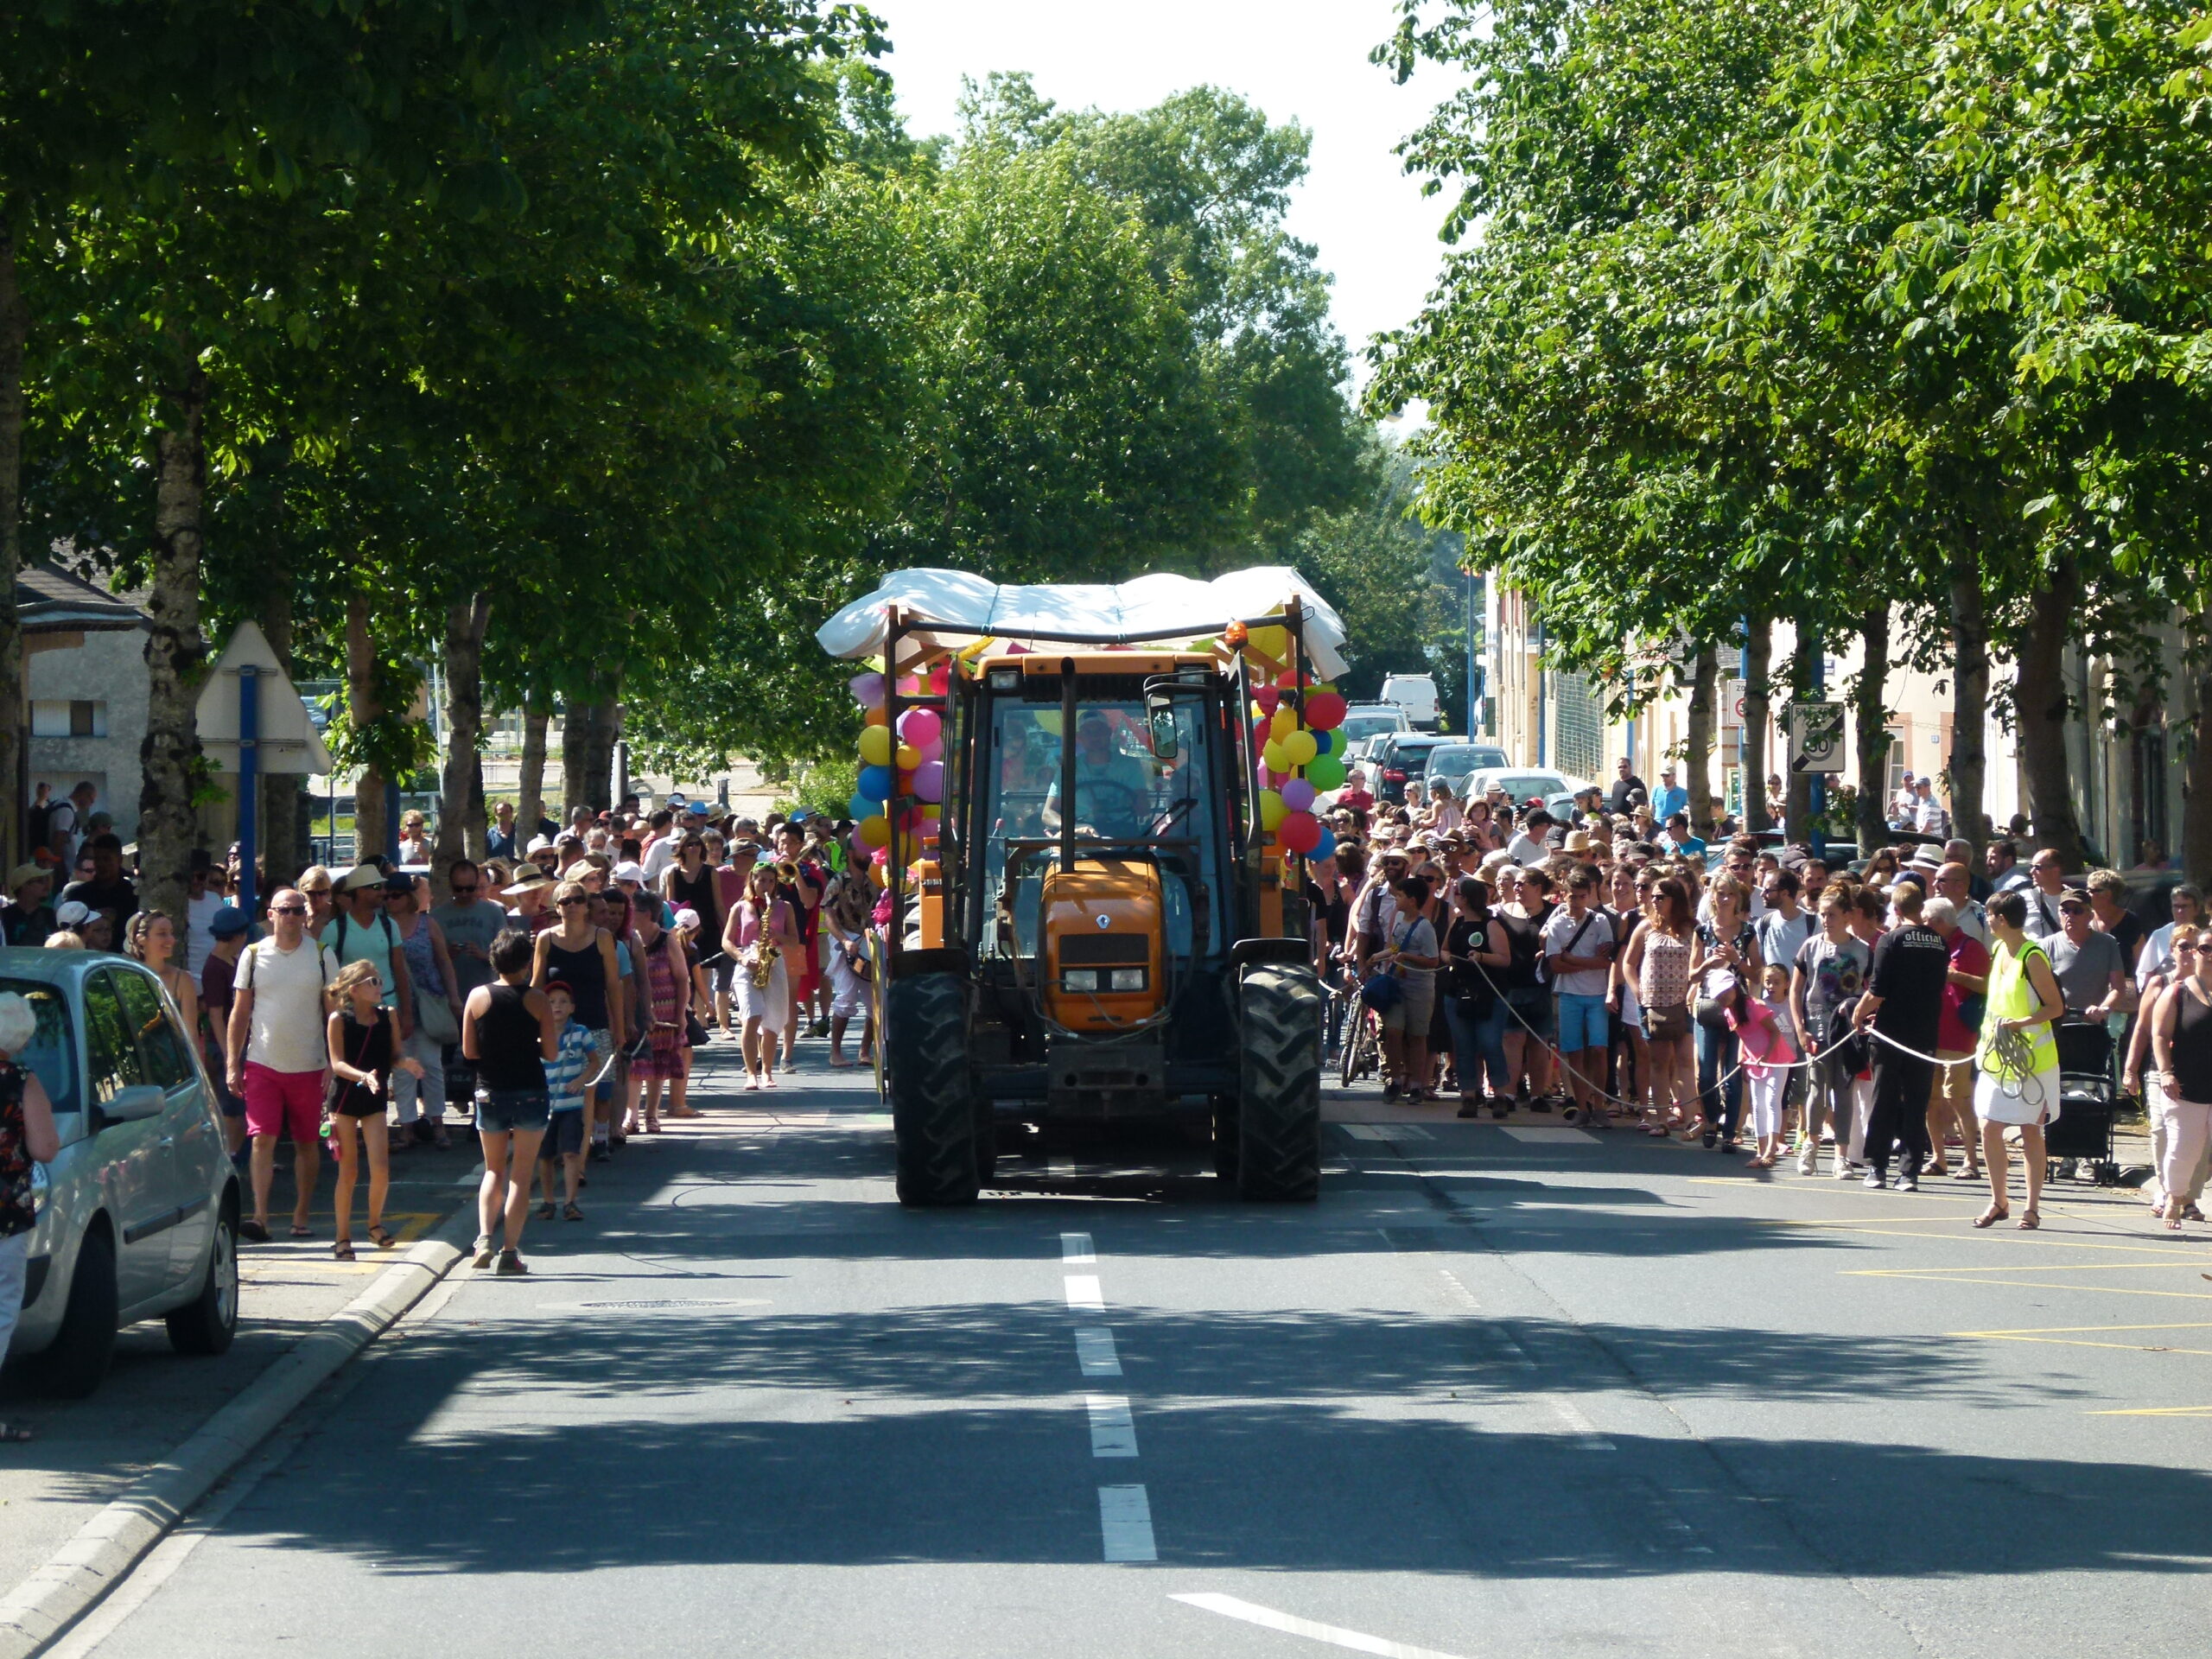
xmin=2183 ymin=634 xmax=2212 ymax=893
xmin=2018 ymin=558 xmax=2087 ymax=868
xmin=1686 ymin=645 xmax=1717 ymax=839
xmin=0 ymin=232 xmax=26 ymax=869
xmin=562 ymin=692 xmax=620 ymax=817
xmin=561 ymin=698 xmax=589 ymax=821
xmin=138 ymin=367 xmax=211 ymax=927
xmin=1948 ymin=534 xmax=1993 ymax=849
xmin=433 ymin=594 xmax=489 ymax=897
xmin=517 ymin=701 xmax=548 ymax=855
xmin=1743 ymin=615 xmax=1774 ymax=834
xmin=346 ymin=592 xmax=386 ymax=868
xmin=1853 ymin=605 xmax=1891 ymax=856
xmin=257 ymin=535 xmax=302 ymax=895
xmin=466 ymin=752 xmax=486 ymax=862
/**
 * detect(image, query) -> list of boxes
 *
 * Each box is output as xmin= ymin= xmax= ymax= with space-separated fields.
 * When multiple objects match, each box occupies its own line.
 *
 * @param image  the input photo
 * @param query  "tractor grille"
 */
xmin=1059 ymin=933 xmax=1149 ymax=966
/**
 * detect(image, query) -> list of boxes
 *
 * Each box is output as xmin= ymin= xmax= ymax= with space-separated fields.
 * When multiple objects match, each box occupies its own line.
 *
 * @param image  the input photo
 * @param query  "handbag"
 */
xmin=1644 ymin=1002 xmax=1691 ymax=1042
xmin=415 ymin=990 xmax=460 ymax=1046
xmin=686 ymin=1011 xmax=710 ymax=1047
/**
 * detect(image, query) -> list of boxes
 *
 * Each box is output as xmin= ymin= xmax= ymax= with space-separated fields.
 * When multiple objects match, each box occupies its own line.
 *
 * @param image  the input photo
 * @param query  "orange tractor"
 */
xmin=828 ymin=576 xmax=1339 ymax=1205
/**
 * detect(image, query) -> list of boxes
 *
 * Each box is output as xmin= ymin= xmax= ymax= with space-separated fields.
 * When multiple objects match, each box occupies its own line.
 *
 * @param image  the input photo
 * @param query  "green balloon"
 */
xmin=1306 ymin=754 xmax=1346 ymax=791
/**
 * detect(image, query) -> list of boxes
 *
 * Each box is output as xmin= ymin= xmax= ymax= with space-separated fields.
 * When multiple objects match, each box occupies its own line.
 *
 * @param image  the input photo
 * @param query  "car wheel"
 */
xmin=167 ymin=1203 xmax=240 ymax=1356
xmin=35 ymin=1225 xmax=118 ymax=1399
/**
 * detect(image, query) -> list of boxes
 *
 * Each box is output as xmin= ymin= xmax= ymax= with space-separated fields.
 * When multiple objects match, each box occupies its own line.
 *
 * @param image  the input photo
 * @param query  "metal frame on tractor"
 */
xmin=873 ymin=600 xmax=1326 ymax=1206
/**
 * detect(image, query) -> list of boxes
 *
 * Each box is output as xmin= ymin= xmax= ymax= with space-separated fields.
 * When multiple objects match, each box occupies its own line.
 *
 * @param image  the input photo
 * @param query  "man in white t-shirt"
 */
xmin=1541 ymin=866 xmax=1616 ymax=1122
xmin=184 ymin=850 xmax=226 ymax=974
xmin=226 ymin=888 xmax=331 ymax=1243
xmin=1505 ymin=809 xmax=1552 ymax=868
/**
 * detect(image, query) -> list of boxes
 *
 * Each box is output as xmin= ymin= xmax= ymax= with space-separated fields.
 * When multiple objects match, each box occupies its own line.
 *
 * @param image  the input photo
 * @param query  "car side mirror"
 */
xmin=1146 ymin=696 xmax=1179 ymax=760
xmin=98 ymin=1084 xmax=167 ymax=1128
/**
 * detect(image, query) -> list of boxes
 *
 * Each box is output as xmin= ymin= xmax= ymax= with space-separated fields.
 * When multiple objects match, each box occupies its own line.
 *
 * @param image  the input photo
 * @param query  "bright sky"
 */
xmin=863 ymin=0 xmax=1460 ymax=382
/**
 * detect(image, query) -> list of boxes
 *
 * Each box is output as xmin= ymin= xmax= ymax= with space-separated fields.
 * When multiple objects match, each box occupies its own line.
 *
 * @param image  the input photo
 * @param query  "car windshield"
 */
xmin=980 ymin=698 xmax=1222 ymax=958
xmin=1485 ymin=773 xmax=1568 ymax=800
xmin=1340 ymin=714 xmax=1405 ymax=743
xmin=1425 ymin=746 xmax=1503 ymax=778
xmin=0 ymin=976 xmax=79 ymax=1118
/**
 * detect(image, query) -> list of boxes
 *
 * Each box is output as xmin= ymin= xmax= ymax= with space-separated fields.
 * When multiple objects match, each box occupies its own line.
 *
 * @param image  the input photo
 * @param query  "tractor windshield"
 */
xmin=980 ymin=698 xmax=1223 ymax=958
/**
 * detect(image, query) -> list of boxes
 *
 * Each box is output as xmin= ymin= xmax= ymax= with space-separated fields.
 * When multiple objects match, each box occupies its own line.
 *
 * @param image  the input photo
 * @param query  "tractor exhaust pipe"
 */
xmin=1059 ymin=656 xmax=1078 ymax=874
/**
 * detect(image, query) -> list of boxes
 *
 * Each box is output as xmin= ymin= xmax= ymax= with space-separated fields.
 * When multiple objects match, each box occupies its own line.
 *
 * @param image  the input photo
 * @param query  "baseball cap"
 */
xmin=55 ymin=899 xmax=91 ymax=927
xmin=686 ymin=801 xmax=710 ymax=817
xmin=612 ymin=861 xmax=647 ymax=885
xmin=209 ymin=906 xmax=251 ymax=938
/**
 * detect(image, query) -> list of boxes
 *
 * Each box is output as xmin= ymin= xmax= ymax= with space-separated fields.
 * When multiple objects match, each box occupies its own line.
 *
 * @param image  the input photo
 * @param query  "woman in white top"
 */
xmin=1425 ymin=779 xmax=1465 ymax=834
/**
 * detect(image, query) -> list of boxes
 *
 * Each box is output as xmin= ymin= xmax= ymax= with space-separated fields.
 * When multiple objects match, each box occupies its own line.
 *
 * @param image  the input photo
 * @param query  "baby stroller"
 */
xmin=2046 ymin=1019 xmax=2120 ymax=1186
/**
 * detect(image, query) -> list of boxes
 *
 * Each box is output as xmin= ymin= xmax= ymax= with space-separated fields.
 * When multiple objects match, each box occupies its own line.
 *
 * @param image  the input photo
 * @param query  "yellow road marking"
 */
xmin=1841 ymin=1259 xmax=2207 ymax=1276
xmin=1897 ymin=1275 xmax=2212 ymax=1301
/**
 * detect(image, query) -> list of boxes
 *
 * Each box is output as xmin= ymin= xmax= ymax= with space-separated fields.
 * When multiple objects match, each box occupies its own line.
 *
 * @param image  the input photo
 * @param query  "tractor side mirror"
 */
xmin=1146 ymin=695 xmax=1179 ymax=760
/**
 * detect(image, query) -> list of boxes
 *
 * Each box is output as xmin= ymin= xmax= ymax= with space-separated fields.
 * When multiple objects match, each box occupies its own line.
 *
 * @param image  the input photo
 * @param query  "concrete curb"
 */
xmin=0 ymin=1205 xmax=481 ymax=1659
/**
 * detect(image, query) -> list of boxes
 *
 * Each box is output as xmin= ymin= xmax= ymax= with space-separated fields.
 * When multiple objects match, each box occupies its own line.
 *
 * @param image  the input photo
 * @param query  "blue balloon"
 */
xmin=1313 ymin=828 xmax=1337 ymax=863
xmin=856 ymin=765 xmax=893 ymax=802
xmin=1313 ymin=728 xmax=1338 ymax=757
xmin=848 ymin=794 xmax=876 ymax=822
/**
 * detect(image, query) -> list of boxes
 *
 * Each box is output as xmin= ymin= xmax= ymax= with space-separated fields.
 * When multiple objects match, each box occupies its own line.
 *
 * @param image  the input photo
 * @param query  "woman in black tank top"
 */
xmin=463 ymin=930 xmax=557 ymax=1273
xmin=2152 ymin=925 xmax=2212 ymax=1230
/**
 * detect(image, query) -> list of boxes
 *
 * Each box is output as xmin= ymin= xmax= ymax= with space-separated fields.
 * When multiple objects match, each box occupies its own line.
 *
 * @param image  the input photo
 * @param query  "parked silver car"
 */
xmin=3 ymin=950 xmax=239 ymax=1397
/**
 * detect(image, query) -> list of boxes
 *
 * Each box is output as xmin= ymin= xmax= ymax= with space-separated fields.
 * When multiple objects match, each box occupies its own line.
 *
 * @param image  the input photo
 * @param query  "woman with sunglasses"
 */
xmin=296 ymin=865 xmax=337 ymax=939
xmin=531 ymin=880 xmax=626 ymax=1135
xmin=2149 ymin=925 xmax=2212 ymax=1230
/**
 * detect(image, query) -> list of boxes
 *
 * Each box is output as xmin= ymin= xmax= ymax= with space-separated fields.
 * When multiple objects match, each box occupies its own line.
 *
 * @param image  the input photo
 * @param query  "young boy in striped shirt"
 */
xmin=535 ymin=980 xmax=603 ymax=1222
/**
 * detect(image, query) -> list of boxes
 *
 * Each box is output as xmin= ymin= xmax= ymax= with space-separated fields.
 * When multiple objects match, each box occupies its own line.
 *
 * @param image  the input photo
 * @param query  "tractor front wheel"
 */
xmin=1236 ymin=963 xmax=1323 ymax=1201
xmin=887 ymin=970 xmax=982 ymax=1207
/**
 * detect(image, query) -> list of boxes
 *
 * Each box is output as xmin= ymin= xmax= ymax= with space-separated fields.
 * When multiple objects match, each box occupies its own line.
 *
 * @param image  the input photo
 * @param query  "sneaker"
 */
xmin=590 ymin=1143 xmax=613 ymax=1164
xmin=1891 ymin=1173 xmax=1919 ymax=1192
xmin=472 ymin=1235 xmax=496 ymax=1269
xmin=1561 ymin=1103 xmax=1582 ymax=1124
xmin=1456 ymin=1099 xmax=1483 ymax=1119
xmin=1796 ymin=1154 xmax=1816 ymax=1175
xmin=495 ymin=1249 xmax=528 ymax=1275
xmin=1863 ymin=1170 xmax=1886 ymax=1189
xmin=1834 ymin=1162 xmax=1855 ymax=1180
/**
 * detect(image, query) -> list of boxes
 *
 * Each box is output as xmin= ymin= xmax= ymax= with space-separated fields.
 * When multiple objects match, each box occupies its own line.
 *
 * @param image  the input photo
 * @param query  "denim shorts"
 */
xmin=477 ymin=1088 xmax=550 ymax=1134
xmin=1556 ymin=992 xmax=1609 ymax=1054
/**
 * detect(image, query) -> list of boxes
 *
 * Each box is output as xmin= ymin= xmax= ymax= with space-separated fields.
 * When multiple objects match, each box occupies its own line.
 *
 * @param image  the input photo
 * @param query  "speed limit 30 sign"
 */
xmin=1787 ymin=702 xmax=1846 ymax=773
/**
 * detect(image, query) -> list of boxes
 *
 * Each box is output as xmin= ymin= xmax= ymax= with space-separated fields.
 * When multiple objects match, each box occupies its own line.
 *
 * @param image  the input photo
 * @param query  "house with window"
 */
xmin=17 ymin=563 xmax=150 ymax=846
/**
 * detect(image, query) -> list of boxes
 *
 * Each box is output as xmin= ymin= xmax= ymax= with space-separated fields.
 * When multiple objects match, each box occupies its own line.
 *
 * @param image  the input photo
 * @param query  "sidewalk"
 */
xmin=0 ymin=1135 xmax=482 ymax=1602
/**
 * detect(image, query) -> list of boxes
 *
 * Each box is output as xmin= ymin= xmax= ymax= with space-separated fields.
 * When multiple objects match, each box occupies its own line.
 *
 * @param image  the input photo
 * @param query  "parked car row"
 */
xmin=4 ymin=950 xmax=239 ymax=1398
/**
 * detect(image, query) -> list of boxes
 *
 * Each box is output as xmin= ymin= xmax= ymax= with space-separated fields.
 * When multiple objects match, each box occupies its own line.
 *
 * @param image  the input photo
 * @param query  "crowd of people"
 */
xmin=0 ymin=790 xmax=883 ymax=1274
xmin=1311 ymin=763 xmax=2208 ymax=1230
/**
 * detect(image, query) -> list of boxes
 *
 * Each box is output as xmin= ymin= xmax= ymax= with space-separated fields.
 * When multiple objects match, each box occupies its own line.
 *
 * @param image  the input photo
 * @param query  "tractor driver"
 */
xmin=1042 ymin=714 xmax=1153 ymax=837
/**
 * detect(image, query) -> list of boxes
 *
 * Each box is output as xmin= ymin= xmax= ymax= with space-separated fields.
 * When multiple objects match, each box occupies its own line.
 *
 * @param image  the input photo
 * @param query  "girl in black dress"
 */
xmin=326 ymin=959 xmax=425 ymax=1262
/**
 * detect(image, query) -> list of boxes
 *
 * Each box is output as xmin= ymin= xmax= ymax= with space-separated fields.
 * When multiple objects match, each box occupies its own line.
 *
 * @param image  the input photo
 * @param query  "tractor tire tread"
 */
xmin=1238 ymin=963 xmax=1323 ymax=1202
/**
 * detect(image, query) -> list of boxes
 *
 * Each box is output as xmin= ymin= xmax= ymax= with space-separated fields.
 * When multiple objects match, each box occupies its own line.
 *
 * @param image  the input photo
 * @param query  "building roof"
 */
xmin=15 ymin=564 xmax=148 ymax=633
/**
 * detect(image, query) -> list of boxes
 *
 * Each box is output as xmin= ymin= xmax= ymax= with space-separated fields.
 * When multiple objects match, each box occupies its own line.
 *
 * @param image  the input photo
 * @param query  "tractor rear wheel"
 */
xmin=888 ymin=971 xmax=981 ymax=1206
xmin=1236 ymin=963 xmax=1323 ymax=1201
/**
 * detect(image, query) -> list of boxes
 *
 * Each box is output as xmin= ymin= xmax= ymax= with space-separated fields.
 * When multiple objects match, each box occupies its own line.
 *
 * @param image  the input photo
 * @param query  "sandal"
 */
xmin=563 ymin=1202 xmax=584 ymax=1222
xmin=537 ymin=1201 xmax=556 ymax=1221
xmin=240 ymin=1219 xmax=271 ymax=1243
xmin=333 ymin=1240 xmax=355 ymax=1262
xmin=289 ymin=1223 xmax=314 ymax=1239
xmin=366 ymin=1224 xmax=396 ymax=1249
xmin=2017 ymin=1210 xmax=2041 ymax=1230
xmin=1974 ymin=1205 xmax=2009 ymax=1229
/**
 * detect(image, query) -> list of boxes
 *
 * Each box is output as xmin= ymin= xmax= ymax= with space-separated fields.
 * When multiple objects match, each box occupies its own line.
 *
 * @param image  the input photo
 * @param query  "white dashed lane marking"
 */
xmin=1099 ymin=1485 xmax=1158 ymax=1562
xmin=1086 ymin=1395 xmax=1140 ymax=1457
xmin=1075 ymin=1327 xmax=1122 ymax=1376
xmin=1172 ymin=1593 xmax=1471 ymax=1658
xmin=1061 ymin=1230 xmax=1096 ymax=1263
xmin=1065 ymin=1274 xmax=1105 ymax=1312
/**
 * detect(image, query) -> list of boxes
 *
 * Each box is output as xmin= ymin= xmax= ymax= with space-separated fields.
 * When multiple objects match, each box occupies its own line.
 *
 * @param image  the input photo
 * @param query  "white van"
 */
xmin=1379 ymin=673 xmax=1440 ymax=730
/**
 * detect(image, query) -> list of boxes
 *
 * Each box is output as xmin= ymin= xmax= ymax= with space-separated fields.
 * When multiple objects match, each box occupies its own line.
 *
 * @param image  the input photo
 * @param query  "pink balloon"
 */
xmin=917 ymin=735 xmax=944 ymax=764
xmin=1281 ymin=779 xmax=1316 ymax=812
xmin=849 ymin=671 xmax=885 ymax=706
xmin=898 ymin=706 xmax=943 ymax=747
xmin=913 ymin=760 xmax=945 ymax=804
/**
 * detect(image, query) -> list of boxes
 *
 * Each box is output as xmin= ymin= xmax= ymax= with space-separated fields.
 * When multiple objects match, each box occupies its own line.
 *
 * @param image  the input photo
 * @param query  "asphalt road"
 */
xmin=48 ymin=1039 xmax=2212 ymax=1659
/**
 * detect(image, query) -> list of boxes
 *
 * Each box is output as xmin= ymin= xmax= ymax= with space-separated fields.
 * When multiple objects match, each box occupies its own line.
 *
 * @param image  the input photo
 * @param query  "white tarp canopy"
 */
xmin=816 ymin=566 xmax=1351 ymax=681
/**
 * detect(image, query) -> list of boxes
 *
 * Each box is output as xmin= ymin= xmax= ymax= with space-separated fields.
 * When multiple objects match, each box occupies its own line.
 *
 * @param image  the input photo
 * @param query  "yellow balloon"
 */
xmin=1261 ymin=741 xmax=1289 ymax=774
xmin=859 ymin=814 xmax=891 ymax=848
xmin=1283 ymin=729 xmax=1318 ymax=766
xmin=896 ymin=742 xmax=921 ymax=770
xmin=857 ymin=725 xmax=893 ymax=766
xmin=1269 ymin=705 xmax=1297 ymax=741
xmin=1258 ymin=789 xmax=1287 ymax=831
xmin=869 ymin=861 xmax=887 ymax=887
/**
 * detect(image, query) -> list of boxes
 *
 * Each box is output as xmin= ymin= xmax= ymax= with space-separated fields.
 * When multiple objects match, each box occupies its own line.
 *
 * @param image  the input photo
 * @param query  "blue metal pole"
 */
xmin=1465 ymin=569 xmax=1477 ymax=740
xmin=238 ymin=665 xmax=260 ymax=921
xmin=1738 ymin=618 xmax=1752 ymax=829
xmin=1808 ymin=635 xmax=1827 ymax=861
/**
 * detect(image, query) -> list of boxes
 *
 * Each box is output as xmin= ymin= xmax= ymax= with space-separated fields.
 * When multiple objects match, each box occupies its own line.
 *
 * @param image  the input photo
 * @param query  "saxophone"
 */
xmin=747 ymin=939 xmax=780 ymax=988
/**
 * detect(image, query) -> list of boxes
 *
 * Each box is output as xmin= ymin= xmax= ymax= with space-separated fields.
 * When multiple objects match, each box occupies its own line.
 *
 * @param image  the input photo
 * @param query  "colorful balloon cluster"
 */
xmin=849 ymin=662 xmax=950 ymax=881
xmin=1241 ymin=632 xmax=1346 ymax=866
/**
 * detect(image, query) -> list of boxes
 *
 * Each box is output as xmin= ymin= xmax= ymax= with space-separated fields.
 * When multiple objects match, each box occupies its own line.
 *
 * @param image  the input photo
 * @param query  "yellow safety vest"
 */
xmin=1976 ymin=938 xmax=2058 ymax=1080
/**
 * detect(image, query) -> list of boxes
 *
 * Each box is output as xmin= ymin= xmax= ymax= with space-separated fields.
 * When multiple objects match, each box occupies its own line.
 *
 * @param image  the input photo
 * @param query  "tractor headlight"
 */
xmin=1109 ymin=968 xmax=1147 ymax=992
xmin=1063 ymin=969 xmax=1101 ymax=991
xmin=988 ymin=669 xmax=1020 ymax=690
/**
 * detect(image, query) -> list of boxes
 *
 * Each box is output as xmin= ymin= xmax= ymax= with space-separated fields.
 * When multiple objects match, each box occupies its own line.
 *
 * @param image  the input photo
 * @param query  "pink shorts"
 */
xmin=243 ymin=1064 xmax=324 ymax=1142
